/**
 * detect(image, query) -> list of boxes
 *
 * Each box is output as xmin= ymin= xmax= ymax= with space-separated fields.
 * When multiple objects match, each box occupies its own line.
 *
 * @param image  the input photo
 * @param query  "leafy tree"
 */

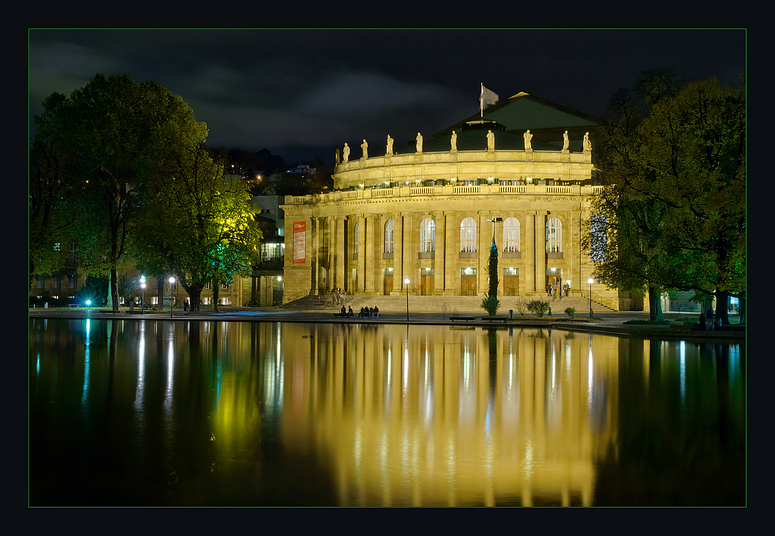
xmin=31 ymin=74 xmax=208 ymax=312
xmin=29 ymin=93 xmax=82 ymax=290
xmin=587 ymin=71 xmax=745 ymax=323
xmin=133 ymin=143 xmax=262 ymax=312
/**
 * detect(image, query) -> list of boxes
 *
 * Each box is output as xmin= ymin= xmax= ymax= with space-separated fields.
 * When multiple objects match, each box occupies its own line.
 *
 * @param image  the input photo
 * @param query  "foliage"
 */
xmin=132 ymin=143 xmax=262 ymax=312
xmin=527 ymin=299 xmax=551 ymax=317
xmin=586 ymin=71 xmax=745 ymax=323
xmin=481 ymin=295 xmax=500 ymax=316
xmin=30 ymin=74 xmax=208 ymax=311
xmin=564 ymin=307 xmax=576 ymax=318
xmin=513 ymin=297 xmax=528 ymax=316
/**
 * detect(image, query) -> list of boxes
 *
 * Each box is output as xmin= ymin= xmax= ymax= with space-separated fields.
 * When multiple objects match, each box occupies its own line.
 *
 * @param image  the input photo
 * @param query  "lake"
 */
xmin=29 ymin=317 xmax=745 ymax=506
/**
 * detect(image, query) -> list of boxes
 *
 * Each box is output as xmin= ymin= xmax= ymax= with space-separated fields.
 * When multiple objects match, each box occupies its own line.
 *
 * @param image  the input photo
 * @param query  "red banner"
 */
xmin=292 ymin=221 xmax=306 ymax=264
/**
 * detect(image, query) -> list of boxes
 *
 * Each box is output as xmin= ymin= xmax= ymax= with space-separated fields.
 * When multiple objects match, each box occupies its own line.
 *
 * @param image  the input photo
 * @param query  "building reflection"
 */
xmin=272 ymin=324 xmax=620 ymax=506
xmin=29 ymin=318 xmax=744 ymax=506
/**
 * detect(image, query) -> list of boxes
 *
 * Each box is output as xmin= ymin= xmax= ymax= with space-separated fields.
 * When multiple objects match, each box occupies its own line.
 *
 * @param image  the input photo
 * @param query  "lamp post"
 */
xmin=404 ymin=278 xmax=410 ymax=322
xmin=140 ymin=276 xmax=146 ymax=314
xmin=169 ymin=276 xmax=175 ymax=317
xmin=587 ymin=278 xmax=594 ymax=318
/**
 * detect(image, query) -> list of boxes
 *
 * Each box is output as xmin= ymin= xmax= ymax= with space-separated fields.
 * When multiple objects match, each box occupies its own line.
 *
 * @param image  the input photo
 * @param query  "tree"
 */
xmin=587 ymin=71 xmax=745 ymax=323
xmin=29 ymin=93 xmax=81 ymax=290
xmin=31 ymin=74 xmax=207 ymax=312
xmin=133 ymin=143 xmax=262 ymax=312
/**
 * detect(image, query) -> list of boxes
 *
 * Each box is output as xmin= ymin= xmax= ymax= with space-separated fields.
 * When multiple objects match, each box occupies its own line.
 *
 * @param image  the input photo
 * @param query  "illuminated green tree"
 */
xmin=587 ymin=72 xmax=745 ymax=323
xmin=133 ymin=143 xmax=262 ymax=311
xmin=31 ymin=74 xmax=207 ymax=311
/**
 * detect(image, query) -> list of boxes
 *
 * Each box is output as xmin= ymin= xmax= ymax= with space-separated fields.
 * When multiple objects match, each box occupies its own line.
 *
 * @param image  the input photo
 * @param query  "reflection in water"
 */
xmin=29 ymin=319 xmax=745 ymax=506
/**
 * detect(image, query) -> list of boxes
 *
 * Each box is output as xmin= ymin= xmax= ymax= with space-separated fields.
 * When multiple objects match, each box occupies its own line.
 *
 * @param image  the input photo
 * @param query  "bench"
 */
xmin=450 ymin=316 xmax=474 ymax=322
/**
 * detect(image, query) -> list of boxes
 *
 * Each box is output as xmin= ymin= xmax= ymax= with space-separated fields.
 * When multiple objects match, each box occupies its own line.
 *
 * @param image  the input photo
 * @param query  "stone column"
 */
xmin=534 ymin=211 xmax=547 ymax=294
xmin=365 ymin=214 xmax=376 ymax=295
xmin=392 ymin=213 xmax=403 ymax=295
xmin=433 ymin=211 xmax=445 ymax=294
xmin=311 ymin=216 xmax=320 ymax=295
xmin=402 ymin=213 xmax=414 ymax=294
xmin=477 ymin=211 xmax=490 ymax=295
xmin=525 ymin=211 xmax=535 ymax=294
xmin=356 ymin=216 xmax=366 ymax=293
xmin=335 ymin=216 xmax=346 ymax=293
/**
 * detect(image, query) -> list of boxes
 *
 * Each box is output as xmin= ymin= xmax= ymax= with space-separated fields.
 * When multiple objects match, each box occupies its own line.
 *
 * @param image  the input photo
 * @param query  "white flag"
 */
xmin=480 ymin=84 xmax=499 ymax=114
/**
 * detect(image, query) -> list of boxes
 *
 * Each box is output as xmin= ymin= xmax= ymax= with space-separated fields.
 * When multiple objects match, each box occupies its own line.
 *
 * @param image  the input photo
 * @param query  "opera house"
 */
xmin=281 ymin=91 xmax=625 ymax=310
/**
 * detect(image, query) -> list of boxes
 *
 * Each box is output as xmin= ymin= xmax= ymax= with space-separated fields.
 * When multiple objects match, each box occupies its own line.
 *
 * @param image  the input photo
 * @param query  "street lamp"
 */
xmin=404 ymin=277 xmax=410 ymax=322
xmin=169 ymin=276 xmax=175 ymax=317
xmin=140 ymin=275 xmax=146 ymax=314
xmin=588 ymin=278 xmax=594 ymax=317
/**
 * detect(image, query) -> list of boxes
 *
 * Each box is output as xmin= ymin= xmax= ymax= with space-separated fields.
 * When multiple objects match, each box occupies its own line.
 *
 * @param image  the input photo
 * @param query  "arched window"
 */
xmin=420 ymin=218 xmax=435 ymax=253
xmin=461 ymin=217 xmax=477 ymax=252
xmin=384 ymin=219 xmax=394 ymax=253
xmin=503 ymin=217 xmax=520 ymax=252
xmin=546 ymin=218 xmax=562 ymax=253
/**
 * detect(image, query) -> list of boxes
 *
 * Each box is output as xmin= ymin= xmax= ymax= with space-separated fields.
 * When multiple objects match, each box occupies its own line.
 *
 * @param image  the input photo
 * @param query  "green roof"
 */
xmin=434 ymin=92 xmax=605 ymax=137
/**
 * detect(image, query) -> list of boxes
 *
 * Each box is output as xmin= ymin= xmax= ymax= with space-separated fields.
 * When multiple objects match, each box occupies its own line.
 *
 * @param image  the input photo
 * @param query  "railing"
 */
xmin=580 ymin=289 xmax=619 ymax=310
xmin=284 ymin=183 xmax=601 ymax=206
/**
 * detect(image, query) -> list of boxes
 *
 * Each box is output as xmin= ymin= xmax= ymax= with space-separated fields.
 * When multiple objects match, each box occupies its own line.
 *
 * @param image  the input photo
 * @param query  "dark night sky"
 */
xmin=28 ymin=28 xmax=746 ymax=165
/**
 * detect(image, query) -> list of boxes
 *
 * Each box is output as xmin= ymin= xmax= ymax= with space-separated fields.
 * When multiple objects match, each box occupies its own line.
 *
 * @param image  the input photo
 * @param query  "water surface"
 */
xmin=29 ymin=318 xmax=745 ymax=506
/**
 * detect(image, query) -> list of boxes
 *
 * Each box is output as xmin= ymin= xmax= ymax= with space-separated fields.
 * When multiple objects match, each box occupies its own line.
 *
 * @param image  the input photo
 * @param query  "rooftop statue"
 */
xmin=524 ymin=129 xmax=533 ymax=150
xmin=487 ymin=130 xmax=495 ymax=150
xmin=450 ymin=131 xmax=457 ymax=151
xmin=342 ymin=143 xmax=350 ymax=163
xmin=563 ymin=130 xmax=569 ymax=151
xmin=416 ymin=132 xmax=423 ymax=153
xmin=386 ymin=135 xmax=394 ymax=155
xmin=583 ymin=132 xmax=592 ymax=152
xmin=361 ymin=139 xmax=368 ymax=159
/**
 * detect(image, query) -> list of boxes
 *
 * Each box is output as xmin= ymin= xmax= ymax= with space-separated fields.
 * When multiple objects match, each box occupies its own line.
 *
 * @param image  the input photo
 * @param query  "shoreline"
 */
xmin=29 ymin=307 xmax=746 ymax=342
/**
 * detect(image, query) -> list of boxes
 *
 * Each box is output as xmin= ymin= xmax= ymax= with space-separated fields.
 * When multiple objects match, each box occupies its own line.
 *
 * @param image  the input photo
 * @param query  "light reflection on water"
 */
xmin=29 ymin=318 xmax=745 ymax=506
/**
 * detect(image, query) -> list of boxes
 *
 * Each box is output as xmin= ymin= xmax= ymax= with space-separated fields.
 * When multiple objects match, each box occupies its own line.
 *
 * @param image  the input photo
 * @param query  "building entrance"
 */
xmin=503 ymin=268 xmax=519 ymax=296
xmin=384 ymin=269 xmax=393 ymax=295
xmin=421 ymin=268 xmax=434 ymax=296
xmin=461 ymin=268 xmax=476 ymax=296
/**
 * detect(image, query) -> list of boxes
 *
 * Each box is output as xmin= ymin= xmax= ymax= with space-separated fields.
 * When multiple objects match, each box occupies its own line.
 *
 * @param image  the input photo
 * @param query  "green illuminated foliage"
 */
xmin=30 ymin=74 xmax=207 ymax=311
xmin=586 ymin=71 xmax=745 ymax=323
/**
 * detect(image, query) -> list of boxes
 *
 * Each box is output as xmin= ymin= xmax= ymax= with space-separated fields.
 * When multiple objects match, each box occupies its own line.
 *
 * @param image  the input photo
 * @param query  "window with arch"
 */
xmin=461 ymin=217 xmax=477 ymax=252
xmin=503 ymin=217 xmax=520 ymax=252
xmin=546 ymin=217 xmax=562 ymax=253
xmin=420 ymin=218 xmax=435 ymax=253
xmin=384 ymin=219 xmax=394 ymax=253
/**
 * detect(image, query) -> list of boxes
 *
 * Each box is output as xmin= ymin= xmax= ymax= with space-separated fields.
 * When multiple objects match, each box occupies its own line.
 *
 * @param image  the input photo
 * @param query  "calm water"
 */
xmin=29 ymin=318 xmax=746 ymax=506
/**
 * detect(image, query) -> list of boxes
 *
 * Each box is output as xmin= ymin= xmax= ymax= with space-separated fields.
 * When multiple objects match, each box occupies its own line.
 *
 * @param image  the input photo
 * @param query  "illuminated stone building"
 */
xmin=281 ymin=91 xmax=622 ymax=309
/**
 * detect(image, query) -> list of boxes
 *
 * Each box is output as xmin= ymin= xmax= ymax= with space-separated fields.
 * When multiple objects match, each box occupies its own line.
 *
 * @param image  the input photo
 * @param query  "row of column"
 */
xmin=303 ymin=209 xmax=580 ymax=297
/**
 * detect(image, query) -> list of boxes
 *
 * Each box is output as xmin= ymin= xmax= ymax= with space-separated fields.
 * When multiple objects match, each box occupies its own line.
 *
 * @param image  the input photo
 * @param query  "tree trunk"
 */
xmin=648 ymin=285 xmax=663 ymax=321
xmin=110 ymin=268 xmax=119 ymax=312
xmin=715 ymin=290 xmax=730 ymax=325
xmin=213 ymin=276 xmax=220 ymax=313
xmin=157 ymin=277 xmax=164 ymax=310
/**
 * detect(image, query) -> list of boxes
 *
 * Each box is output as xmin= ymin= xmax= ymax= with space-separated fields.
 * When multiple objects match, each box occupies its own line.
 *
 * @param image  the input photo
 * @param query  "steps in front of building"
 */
xmin=282 ymin=294 xmax=615 ymax=314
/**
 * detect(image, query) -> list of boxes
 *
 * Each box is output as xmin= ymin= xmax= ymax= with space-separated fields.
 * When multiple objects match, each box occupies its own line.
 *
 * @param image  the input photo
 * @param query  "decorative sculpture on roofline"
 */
xmin=416 ymin=132 xmax=423 ymax=153
xmin=386 ymin=135 xmax=394 ymax=156
xmin=524 ymin=129 xmax=533 ymax=150
xmin=361 ymin=139 xmax=368 ymax=159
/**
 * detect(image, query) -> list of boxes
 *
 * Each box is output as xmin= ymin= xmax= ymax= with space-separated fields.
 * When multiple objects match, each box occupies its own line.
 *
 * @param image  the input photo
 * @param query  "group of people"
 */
xmin=546 ymin=282 xmax=571 ymax=299
xmin=338 ymin=305 xmax=380 ymax=318
xmin=333 ymin=287 xmax=345 ymax=305
xmin=698 ymin=310 xmax=722 ymax=331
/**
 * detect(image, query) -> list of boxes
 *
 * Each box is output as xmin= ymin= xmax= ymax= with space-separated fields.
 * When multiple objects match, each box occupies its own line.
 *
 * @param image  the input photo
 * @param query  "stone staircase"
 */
xmin=281 ymin=294 xmax=616 ymax=314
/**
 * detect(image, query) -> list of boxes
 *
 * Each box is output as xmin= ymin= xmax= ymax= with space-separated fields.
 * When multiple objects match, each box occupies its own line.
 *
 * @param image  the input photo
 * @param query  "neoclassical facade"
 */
xmin=281 ymin=91 xmax=619 ymax=308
